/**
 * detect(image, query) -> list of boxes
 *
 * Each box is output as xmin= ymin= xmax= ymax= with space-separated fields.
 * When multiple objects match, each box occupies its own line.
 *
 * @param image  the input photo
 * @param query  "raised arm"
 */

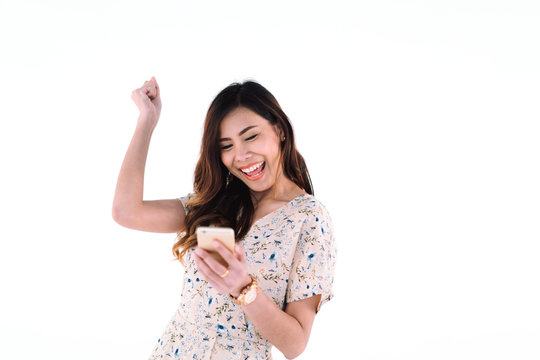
xmin=112 ymin=77 xmax=186 ymax=233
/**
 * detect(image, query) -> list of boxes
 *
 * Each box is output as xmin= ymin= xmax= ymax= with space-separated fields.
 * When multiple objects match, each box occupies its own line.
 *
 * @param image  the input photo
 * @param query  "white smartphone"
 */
xmin=196 ymin=226 xmax=235 ymax=267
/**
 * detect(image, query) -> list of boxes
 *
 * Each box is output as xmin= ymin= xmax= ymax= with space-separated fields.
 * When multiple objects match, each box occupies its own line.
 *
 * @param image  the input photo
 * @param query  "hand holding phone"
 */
xmin=196 ymin=227 xmax=235 ymax=267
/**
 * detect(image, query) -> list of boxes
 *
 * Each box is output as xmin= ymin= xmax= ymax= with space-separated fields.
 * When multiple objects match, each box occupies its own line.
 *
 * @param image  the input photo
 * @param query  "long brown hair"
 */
xmin=172 ymin=80 xmax=313 ymax=264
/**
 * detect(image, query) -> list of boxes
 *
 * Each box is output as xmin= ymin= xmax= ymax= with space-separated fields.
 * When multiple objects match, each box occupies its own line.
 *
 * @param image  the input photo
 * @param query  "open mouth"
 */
xmin=239 ymin=161 xmax=266 ymax=180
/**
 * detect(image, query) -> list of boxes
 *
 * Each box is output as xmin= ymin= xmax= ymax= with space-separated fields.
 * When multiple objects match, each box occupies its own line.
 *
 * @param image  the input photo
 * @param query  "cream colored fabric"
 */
xmin=148 ymin=193 xmax=336 ymax=359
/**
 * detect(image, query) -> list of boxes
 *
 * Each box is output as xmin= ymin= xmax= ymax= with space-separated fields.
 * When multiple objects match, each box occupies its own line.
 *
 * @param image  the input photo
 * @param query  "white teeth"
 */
xmin=240 ymin=162 xmax=263 ymax=174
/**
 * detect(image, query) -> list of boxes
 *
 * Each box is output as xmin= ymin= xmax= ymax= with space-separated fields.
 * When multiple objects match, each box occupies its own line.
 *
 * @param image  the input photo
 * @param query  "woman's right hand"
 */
xmin=131 ymin=76 xmax=162 ymax=126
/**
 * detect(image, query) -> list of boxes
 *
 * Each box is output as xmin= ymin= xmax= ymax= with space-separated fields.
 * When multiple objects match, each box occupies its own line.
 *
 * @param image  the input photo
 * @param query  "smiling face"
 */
xmin=219 ymin=106 xmax=284 ymax=195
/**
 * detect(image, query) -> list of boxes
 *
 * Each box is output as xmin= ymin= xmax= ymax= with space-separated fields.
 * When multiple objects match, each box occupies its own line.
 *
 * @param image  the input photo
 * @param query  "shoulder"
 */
xmin=293 ymin=194 xmax=333 ymax=223
xmin=289 ymin=195 xmax=337 ymax=275
xmin=289 ymin=195 xmax=334 ymax=240
xmin=177 ymin=192 xmax=196 ymax=213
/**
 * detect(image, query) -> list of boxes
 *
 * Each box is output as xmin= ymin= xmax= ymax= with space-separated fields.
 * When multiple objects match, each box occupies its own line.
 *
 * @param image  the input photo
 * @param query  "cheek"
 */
xmin=263 ymin=141 xmax=282 ymax=163
xmin=220 ymin=152 xmax=227 ymax=166
xmin=257 ymin=136 xmax=280 ymax=155
xmin=221 ymin=152 xmax=233 ymax=168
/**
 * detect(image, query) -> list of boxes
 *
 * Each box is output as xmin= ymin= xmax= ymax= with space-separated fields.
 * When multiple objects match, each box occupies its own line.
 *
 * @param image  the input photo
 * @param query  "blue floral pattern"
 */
xmin=148 ymin=193 xmax=336 ymax=359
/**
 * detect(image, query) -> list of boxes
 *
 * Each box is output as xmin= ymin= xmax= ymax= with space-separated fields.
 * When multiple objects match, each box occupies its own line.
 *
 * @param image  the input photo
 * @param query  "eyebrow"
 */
xmin=219 ymin=125 xmax=259 ymax=142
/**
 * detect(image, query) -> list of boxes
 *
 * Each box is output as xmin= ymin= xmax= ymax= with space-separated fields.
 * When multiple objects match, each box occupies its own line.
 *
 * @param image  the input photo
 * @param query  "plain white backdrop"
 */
xmin=1 ymin=1 xmax=539 ymax=359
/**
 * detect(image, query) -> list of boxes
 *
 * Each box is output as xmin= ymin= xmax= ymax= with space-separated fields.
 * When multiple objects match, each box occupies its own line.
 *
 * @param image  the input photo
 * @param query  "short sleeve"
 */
xmin=177 ymin=193 xmax=194 ymax=216
xmin=285 ymin=204 xmax=337 ymax=313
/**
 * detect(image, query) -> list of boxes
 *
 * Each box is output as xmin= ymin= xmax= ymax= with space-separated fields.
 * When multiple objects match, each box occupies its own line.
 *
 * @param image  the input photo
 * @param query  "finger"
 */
xmin=138 ymin=84 xmax=152 ymax=95
xmin=235 ymin=244 xmax=247 ymax=262
xmin=213 ymin=240 xmax=237 ymax=267
xmin=143 ymin=80 xmax=157 ymax=98
xmin=145 ymin=88 xmax=156 ymax=98
xmin=194 ymin=251 xmax=215 ymax=279
xmin=194 ymin=248 xmax=228 ymax=276
xmin=194 ymin=252 xmax=225 ymax=289
xmin=152 ymin=76 xmax=160 ymax=97
xmin=143 ymin=80 xmax=154 ymax=89
xmin=145 ymin=86 xmax=156 ymax=98
xmin=194 ymin=254 xmax=213 ymax=283
xmin=133 ymin=88 xmax=152 ymax=104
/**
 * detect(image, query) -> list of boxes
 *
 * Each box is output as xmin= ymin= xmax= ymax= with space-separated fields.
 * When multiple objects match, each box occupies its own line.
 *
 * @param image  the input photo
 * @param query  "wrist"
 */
xmin=229 ymin=275 xmax=259 ymax=306
xmin=137 ymin=114 xmax=157 ymax=129
xmin=230 ymin=275 xmax=254 ymax=298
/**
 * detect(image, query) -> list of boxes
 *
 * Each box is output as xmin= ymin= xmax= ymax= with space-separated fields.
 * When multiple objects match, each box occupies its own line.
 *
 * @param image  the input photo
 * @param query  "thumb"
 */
xmin=151 ymin=76 xmax=160 ymax=97
xmin=235 ymin=244 xmax=246 ymax=261
xmin=137 ymin=88 xmax=153 ymax=105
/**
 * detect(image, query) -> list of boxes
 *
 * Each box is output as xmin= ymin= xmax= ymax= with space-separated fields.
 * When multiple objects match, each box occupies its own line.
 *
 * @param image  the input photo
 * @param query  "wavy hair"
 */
xmin=172 ymin=80 xmax=313 ymax=264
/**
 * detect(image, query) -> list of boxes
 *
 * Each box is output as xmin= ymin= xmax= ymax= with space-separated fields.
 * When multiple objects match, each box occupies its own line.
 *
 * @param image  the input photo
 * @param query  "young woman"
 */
xmin=112 ymin=77 xmax=336 ymax=359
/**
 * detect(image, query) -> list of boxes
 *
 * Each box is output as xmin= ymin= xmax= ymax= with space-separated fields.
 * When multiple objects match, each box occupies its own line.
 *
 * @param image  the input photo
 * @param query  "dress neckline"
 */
xmin=250 ymin=193 xmax=310 ymax=228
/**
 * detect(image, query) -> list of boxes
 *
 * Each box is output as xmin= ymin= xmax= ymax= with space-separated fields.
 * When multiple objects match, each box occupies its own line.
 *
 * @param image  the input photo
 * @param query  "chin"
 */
xmin=242 ymin=178 xmax=274 ymax=193
xmin=245 ymin=182 xmax=271 ymax=192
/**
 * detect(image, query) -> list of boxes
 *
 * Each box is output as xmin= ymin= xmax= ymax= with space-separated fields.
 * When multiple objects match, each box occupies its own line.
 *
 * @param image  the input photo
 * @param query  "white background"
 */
xmin=1 ymin=1 xmax=539 ymax=359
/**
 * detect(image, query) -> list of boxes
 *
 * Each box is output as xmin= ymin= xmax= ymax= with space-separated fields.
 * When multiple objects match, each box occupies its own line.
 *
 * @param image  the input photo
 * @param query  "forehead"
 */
xmin=220 ymin=107 xmax=270 ymax=135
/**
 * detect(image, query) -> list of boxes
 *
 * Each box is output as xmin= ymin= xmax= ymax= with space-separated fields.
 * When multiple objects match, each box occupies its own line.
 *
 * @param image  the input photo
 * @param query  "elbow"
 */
xmin=111 ymin=204 xmax=122 ymax=224
xmin=112 ymin=206 xmax=118 ymax=223
xmin=283 ymin=341 xmax=307 ymax=360
xmin=112 ymin=204 xmax=130 ymax=226
xmin=284 ymin=350 xmax=305 ymax=360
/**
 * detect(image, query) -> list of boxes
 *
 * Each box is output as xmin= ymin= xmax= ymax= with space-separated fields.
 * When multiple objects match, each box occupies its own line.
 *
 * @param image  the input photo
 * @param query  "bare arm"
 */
xmin=194 ymin=243 xmax=321 ymax=359
xmin=242 ymin=290 xmax=321 ymax=359
xmin=112 ymin=77 xmax=186 ymax=233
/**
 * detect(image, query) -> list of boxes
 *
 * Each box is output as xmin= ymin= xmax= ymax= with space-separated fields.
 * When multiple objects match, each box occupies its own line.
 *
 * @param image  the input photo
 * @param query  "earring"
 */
xmin=282 ymin=136 xmax=286 ymax=142
xmin=226 ymin=171 xmax=232 ymax=187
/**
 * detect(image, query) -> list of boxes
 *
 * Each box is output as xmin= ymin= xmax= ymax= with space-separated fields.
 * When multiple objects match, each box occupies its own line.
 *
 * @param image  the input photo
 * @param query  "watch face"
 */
xmin=245 ymin=288 xmax=257 ymax=303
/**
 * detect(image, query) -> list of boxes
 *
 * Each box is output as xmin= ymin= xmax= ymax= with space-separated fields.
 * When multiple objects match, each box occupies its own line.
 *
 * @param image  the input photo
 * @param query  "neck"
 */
xmin=249 ymin=169 xmax=304 ymax=206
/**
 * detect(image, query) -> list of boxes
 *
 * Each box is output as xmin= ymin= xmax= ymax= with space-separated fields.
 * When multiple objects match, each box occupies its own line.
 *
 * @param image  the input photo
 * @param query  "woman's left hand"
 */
xmin=193 ymin=241 xmax=252 ymax=297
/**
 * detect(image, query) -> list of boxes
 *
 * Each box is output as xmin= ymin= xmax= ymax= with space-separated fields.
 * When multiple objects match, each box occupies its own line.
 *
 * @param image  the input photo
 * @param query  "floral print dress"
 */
xmin=148 ymin=193 xmax=336 ymax=360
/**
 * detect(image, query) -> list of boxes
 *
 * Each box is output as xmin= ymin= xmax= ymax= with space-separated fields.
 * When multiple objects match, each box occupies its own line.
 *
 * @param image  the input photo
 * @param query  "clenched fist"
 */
xmin=131 ymin=76 xmax=162 ymax=127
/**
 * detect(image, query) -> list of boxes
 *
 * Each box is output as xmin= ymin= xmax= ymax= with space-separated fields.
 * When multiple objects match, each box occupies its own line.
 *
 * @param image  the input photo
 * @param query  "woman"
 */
xmin=112 ymin=77 xmax=336 ymax=359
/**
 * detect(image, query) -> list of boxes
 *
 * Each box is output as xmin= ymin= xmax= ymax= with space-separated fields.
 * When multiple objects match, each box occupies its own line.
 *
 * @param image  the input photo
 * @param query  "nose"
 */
xmin=234 ymin=142 xmax=251 ymax=163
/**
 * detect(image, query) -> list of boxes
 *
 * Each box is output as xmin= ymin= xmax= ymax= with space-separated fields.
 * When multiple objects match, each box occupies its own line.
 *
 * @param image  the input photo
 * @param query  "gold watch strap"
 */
xmin=229 ymin=275 xmax=258 ymax=305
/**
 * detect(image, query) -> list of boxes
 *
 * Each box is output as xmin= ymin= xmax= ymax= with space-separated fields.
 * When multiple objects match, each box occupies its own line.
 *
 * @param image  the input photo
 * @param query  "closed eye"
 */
xmin=221 ymin=134 xmax=258 ymax=151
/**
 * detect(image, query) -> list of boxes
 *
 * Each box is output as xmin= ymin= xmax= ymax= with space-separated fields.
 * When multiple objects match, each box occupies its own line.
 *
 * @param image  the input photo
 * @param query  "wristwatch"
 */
xmin=229 ymin=275 xmax=258 ymax=305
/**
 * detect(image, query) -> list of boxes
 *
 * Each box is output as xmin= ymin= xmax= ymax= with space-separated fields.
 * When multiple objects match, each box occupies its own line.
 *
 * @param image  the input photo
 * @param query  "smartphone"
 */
xmin=196 ymin=226 xmax=235 ymax=267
